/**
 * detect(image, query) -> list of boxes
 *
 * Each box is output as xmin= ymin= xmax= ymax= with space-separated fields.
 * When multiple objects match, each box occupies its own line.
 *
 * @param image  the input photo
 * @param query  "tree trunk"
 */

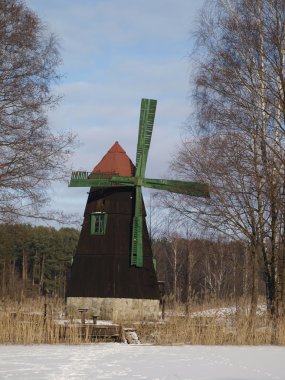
xmin=185 ymin=244 xmax=192 ymax=315
xmin=173 ymin=245 xmax=178 ymax=303
xmin=22 ymin=249 xmax=28 ymax=282
xmin=247 ymin=243 xmax=259 ymax=341
xmin=1 ymin=261 xmax=6 ymax=298
xmin=39 ymin=253 xmax=45 ymax=294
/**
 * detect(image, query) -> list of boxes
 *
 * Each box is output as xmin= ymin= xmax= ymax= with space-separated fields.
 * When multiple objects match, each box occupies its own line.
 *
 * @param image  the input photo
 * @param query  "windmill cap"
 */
xmin=91 ymin=141 xmax=135 ymax=176
xmin=108 ymin=141 xmax=126 ymax=154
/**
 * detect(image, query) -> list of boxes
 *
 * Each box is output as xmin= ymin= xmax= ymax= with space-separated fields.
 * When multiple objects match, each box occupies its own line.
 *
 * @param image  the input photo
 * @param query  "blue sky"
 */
xmin=24 ymin=0 xmax=205 ymax=224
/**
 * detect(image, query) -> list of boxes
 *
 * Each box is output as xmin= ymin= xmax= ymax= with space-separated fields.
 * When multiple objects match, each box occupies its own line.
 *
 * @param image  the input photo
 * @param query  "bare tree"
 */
xmin=167 ymin=0 xmax=285 ymax=320
xmin=0 ymin=0 xmax=75 ymax=222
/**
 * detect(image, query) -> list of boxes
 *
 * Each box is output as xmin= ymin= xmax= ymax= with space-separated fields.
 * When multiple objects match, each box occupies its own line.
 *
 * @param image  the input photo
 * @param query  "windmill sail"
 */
xmin=143 ymin=178 xmax=210 ymax=197
xmin=131 ymin=99 xmax=157 ymax=267
xmin=135 ymin=99 xmax=157 ymax=177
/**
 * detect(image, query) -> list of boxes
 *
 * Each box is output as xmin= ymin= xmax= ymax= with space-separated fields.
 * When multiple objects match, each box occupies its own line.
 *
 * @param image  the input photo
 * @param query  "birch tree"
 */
xmin=168 ymin=0 xmax=285 ymax=319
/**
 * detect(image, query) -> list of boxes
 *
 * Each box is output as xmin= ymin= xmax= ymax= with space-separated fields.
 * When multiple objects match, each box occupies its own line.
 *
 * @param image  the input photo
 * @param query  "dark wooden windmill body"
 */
xmin=67 ymin=143 xmax=160 ymax=302
xmin=67 ymin=99 xmax=209 ymax=320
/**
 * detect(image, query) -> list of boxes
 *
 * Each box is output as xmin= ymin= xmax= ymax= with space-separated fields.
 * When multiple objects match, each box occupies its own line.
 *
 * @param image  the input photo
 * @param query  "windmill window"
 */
xmin=90 ymin=212 xmax=108 ymax=235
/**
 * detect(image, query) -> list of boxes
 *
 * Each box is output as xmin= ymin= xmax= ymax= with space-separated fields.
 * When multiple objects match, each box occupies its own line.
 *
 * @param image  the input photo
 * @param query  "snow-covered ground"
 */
xmin=190 ymin=304 xmax=267 ymax=318
xmin=0 ymin=344 xmax=283 ymax=380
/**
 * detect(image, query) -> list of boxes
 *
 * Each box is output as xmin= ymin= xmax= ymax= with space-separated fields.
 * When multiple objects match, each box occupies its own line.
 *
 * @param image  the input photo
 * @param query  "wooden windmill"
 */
xmin=66 ymin=99 xmax=209 ymax=320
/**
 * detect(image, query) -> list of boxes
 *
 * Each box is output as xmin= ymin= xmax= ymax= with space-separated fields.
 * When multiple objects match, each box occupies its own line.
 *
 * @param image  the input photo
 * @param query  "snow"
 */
xmin=0 ymin=344 xmax=284 ymax=380
xmin=190 ymin=305 xmax=267 ymax=318
xmin=55 ymin=319 xmax=117 ymax=326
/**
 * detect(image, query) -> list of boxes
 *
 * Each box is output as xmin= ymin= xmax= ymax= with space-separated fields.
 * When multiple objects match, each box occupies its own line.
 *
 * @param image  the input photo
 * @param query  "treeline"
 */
xmin=1 ymin=222 xmax=258 ymax=306
xmin=0 ymin=224 xmax=79 ymax=299
xmin=153 ymin=237 xmax=263 ymax=306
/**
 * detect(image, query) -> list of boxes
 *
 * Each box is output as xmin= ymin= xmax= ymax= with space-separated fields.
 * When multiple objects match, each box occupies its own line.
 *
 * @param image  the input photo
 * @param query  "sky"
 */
xmin=24 ymin=0 xmax=205 ymax=225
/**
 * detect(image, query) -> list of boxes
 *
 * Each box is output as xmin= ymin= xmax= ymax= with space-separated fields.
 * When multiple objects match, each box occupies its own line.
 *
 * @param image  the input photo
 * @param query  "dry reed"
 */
xmin=0 ymin=297 xmax=284 ymax=345
xmin=135 ymin=314 xmax=285 ymax=345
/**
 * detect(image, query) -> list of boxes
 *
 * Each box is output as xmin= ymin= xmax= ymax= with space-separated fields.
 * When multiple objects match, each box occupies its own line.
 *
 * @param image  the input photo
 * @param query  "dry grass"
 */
xmin=0 ymin=297 xmax=284 ymax=345
xmin=135 ymin=315 xmax=285 ymax=345
xmin=0 ymin=297 xmax=95 ymax=344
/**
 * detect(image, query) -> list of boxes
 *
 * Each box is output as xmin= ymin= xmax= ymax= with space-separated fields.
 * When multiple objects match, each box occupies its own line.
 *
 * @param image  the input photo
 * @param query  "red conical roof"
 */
xmin=91 ymin=141 xmax=135 ymax=176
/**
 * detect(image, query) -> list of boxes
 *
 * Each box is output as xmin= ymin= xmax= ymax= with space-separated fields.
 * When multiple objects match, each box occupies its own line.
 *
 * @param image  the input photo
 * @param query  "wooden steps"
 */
xmin=58 ymin=322 xmax=140 ymax=343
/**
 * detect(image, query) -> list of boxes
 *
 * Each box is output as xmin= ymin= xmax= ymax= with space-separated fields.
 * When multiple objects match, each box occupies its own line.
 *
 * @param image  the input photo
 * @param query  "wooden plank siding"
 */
xmin=67 ymin=187 xmax=159 ymax=300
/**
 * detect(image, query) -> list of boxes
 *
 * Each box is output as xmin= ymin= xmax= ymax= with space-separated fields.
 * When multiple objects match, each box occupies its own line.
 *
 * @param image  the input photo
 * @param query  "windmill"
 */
xmin=67 ymin=98 xmax=209 ymax=320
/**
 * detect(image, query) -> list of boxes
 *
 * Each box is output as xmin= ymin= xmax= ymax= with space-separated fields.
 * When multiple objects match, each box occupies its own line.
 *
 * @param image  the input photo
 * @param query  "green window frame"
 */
xmin=90 ymin=212 xmax=108 ymax=235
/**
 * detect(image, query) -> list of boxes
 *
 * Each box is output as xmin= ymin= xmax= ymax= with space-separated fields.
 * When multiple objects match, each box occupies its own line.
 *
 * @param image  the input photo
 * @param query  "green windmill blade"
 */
xmin=135 ymin=98 xmax=157 ymax=178
xmin=69 ymin=171 xmax=111 ymax=187
xmin=131 ymin=186 xmax=143 ymax=267
xmin=143 ymin=178 xmax=210 ymax=197
xmin=69 ymin=171 xmax=135 ymax=188
xmin=131 ymin=98 xmax=157 ymax=267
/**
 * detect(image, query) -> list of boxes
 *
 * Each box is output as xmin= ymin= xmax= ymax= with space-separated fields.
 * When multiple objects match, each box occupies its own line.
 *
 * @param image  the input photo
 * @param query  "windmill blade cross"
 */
xmin=68 ymin=99 xmax=210 ymax=270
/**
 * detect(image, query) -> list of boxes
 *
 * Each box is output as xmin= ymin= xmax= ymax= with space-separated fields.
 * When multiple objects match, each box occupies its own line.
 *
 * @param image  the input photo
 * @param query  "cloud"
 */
xmin=24 ymin=0 xmax=205 ymax=223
